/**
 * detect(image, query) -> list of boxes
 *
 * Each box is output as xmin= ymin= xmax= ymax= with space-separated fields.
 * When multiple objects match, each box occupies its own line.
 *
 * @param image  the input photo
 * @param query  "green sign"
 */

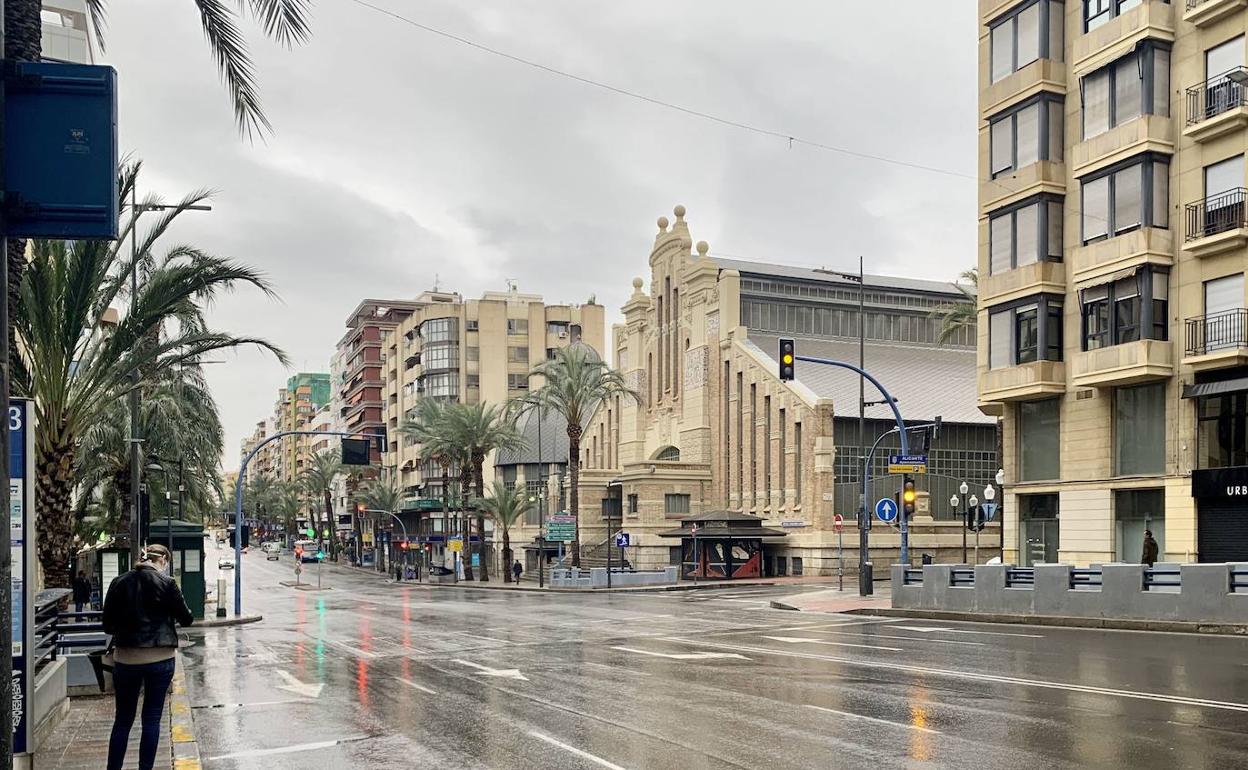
xmin=545 ymin=514 xmax=576 ymax=543
xmin=305 ymin=527 xmax=315 ymax=538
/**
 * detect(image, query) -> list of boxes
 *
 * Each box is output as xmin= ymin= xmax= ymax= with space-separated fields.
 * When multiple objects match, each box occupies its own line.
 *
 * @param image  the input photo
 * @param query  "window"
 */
xmin=465 ymin=319 xmax=479 ymax=331
xmin=989 ymin=197 xmax=1063 ymax=274
xmin=507 ymin=374 xmax=529 ymax=390
xmin=794 ymin=422 xmax=802 ymax=498
xmin=737 ymin=372 xmax=744 ymax=503
xmin=1019 ymin=493 xmax=1060 ymax=566
xmin=1018 ymin=399 xmax=1060 ymax=481
xmin=466 ymin=374 xmax=479 ymax=388
xmin=990 ymin=96 xmax=1063 ymax=177
xmin=656 ymin=446 xmax=681 ymax=461
xmin=1200 ymin=155 xmax=1245 ymax=239
xmin=1204 ymin=273 xmax=1245 ymax=352
xmin=465 ymin=346 xmax=479 ymax=362
xmin=778 ymin=408 xmax=787 ymax=504
xmin=991 ymin=1 xmax=1063 ymax=83
xmin=421 ymin=317 xmax=456 ymax=343
xmin=420 ymin=372 xmax=458 ymax=399
xmin=750 ymin=383 xmax=757 ymax=507
xmin=1115 ymin=383 xmax=1165 ymax=475
xmin=547 ymin=321 xmax=569 ymax=335
xmin=1081 ymin=156 xmax=1169 ymax=243
xmin=1081 ymin=43 xmax=1170 ymax=139
xmin=1085 ymin=0 xmax=1146 ymax=32
xmin=1080 ymin=267 xmax=1168 ymax=349
xmin=506 ymin=319 xmax=528 ymax=335
xmin=627 ymin=494 xmax=638 ymax=514
xmin=546 ymin=347 xmax=558 ymax=360
xmin=764 ymin=395 xmax=772 ymax=506
xmin=664 ymin=493 xmax=691 ymax=515
xmin=422 ymin=343 xmax=458 ymax=371
xmin=791 ymin=557 xmax=803 ymax=576
xmin=1114 ymin=488 xmax=1164 ymax=562
xmin=989 ymin=295 xmax=1064 ymax=368
xmin=1198 ymin=392 xmax=1248 ymax=469
xmin=508 ymin=346 xmax=529 ymax=363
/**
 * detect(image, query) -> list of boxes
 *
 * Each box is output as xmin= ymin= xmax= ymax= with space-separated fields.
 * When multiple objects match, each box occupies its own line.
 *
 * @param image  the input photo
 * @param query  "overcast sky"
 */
xmin=100 ymin=0 xmax=977 ymax=472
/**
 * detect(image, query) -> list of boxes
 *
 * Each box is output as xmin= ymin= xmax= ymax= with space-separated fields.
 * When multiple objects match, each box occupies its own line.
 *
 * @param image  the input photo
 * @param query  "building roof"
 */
xmin=714 ymin=257 xmax=972 ymax=298
xmin=496 ymin=408 xmax=570 ymax=466
xmin=746 ymin=333 xmax=993 ymax=425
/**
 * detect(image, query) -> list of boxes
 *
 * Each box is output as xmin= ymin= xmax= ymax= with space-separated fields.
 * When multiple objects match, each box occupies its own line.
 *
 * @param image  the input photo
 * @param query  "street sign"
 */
xmin=875 ymin=497 xmax=898 ymax=523
xmin=981 ymin=502 xmax=998 ymax=522
xmin=448 ymin=537 xmax=463 ymax=553
xmin=833 ymin=513 xmax=844 ymax=533
xmin=10 ymin=399 xmax=35 ymax=755
xmin=887 ymin=453 xmax=928 ymax=474
xmin=294 ymin=563 xmax=302 ymax=576
xmin=546 ymin=514 xmax=576 ymax=543
xmin=614 ymin=532 xmax=630 ymax=548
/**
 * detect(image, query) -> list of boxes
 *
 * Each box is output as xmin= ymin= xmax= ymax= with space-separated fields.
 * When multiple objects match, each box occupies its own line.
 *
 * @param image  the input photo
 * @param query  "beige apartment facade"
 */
xmin=979 ymin=0 xmax=1248 ymax=566
xmin=381 ymin=288 xmax=605 ymax=530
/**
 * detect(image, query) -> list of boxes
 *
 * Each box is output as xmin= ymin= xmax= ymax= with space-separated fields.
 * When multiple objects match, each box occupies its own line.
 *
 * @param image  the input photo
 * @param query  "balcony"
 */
xmin=1184 ymin=310 xmax=1248 ymax=371
xmin=980 ymin=360 xmax=1066 ymax=404
xmin=1071 ymin=339 xmax=1173 ymax=388
xmin=980 ymin=261 xmax=1066 ymax=306
xmin=1183 ymin=189 xmax=1248 ymax=259
xmin=1069 ymin=227 xmax=1173 ymax=285
xmin=1072 ymin=0 xmax=1174 ymax=78
xmin=1184 ymin=70 xmax=1248 ymax=143
xmin=1183 ymin=0 xmax=1247 ymax=27
xmin=981 ymin=59 xmax=1066 ymax=119
xmin=1071 ymin=115 xmax=1174 ymax=178
xmin=980 ymin=161 xmax=1065 ymax=213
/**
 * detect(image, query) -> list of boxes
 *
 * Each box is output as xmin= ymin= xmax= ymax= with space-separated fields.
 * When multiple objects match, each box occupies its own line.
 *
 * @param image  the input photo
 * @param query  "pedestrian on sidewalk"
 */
xmin=72 ymin=570 xmax=92 ymax=614
xmin=1141 ymin=530 xmax=1159 ymax=567
xmin=102 ymin=544 xmax=194 ymax=770
xmin=512 ymin=560 xmax=523 ymax=582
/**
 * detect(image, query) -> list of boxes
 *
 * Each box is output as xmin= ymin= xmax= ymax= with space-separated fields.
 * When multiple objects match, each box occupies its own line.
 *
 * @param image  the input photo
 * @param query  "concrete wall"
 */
xmin=892 ymin=562 xmax=1248 ymax=623
xmin=549 ymin=567 xmax=678 ymax=589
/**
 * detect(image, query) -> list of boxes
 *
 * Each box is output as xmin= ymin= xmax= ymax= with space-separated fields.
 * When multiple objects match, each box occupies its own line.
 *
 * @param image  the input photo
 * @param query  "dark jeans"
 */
xmin=74 ymin=601 xmax=84 ymax=613
xmin=108 ymin=657 xmax=176 ymax=770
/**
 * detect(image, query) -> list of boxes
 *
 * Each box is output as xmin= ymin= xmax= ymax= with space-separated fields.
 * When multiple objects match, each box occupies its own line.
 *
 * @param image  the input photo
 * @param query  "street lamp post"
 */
xmin=363 ymin=508 xmax=409 ymax=579
xmin=958 ymin=481 xmax=969 ymax=563
xmin=981 ymin=482 xmax=996 ymax=566
xmin=967 ymin=493 xmax=979 ymax=565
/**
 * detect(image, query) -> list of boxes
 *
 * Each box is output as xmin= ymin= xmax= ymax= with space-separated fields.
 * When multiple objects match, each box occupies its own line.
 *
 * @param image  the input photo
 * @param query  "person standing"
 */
xmin=102 ymin=545 xmax=194 ymax=770
xmin=1141 ymin=530 xmax=1159 ymax=567
xmin=72 ymin=570 xmax=93 ymax=614
xmin=512 ymin=560 xmax=523 ymax=583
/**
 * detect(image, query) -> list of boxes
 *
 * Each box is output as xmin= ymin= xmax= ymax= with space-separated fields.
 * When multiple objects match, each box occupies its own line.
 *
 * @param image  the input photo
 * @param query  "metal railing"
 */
xmin=33 ymin=589 xmax=71 ymax=674
xmin=1070 ymin=568 xmax=1102 ymax=589
xmin=950 ymin=567 xmax=975 ymax=587
xmin=1186 ymin=309 xmax=1248 ymax=356
xmin=1233 ymin=566 xmax=1248 ymax=593
xmin=1185 ymin=69 xmax=1248 ymax=126
xmin=902 ymin=568 xmax=923 ymax=586
xmin=1186 ymin=188 xmax=1248 ymax=242
xmin=1144 ymin=566 xmax=1181 ymax=591
xmin=1005 ymin=568 xmax=1035 ymax=587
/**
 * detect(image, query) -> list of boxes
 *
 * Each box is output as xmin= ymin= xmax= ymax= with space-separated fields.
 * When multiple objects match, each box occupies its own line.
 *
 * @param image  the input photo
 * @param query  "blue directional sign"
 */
xmin=614 ymin=532 xmax=631 ymax=548
xmin=875 ymin=497 xmax=898 ymax=523
xmin=981 ymin=502 xmax=998 ymax=522
xmin=887 ymin=453 xmax=928 ymax=474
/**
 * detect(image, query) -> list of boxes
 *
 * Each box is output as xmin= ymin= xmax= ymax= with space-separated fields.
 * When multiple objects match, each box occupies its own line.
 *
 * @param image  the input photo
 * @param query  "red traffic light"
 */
xmin=399 ymin=541 xmax=409 ymax=550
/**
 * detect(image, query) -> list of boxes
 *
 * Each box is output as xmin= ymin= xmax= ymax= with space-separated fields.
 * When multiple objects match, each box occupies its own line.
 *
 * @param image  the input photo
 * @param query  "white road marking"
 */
xmin=528 ymin=731 xmax=628 ymax=770
xmin=582 ymin=661 xmax=652 ymax=677
xmin=611 ymin=646 xmax=750 ymax=661
xmin=805 ymin=704 xmax=941 ymax=734
xmin=772 ymin=619 xmax=906 ymax=632
xmin=207 ymin=736 xmax=370 ymax=760
xmin=815 ymin=630 xmax=985 ymax=647
xmin=326 ymin=639 xmax=378 ymax=658
xmin=452 ymin=659 xmax=529 ymax=681
xmin=761 ymin=635 xmax=904 ymax=652
xmin=193 ymin=699 xmax=303 ymax=712
xmin=893 ymin=625 xmax=1043 ymax=638
xmin=395 ymin=677 xmax=438 ymax=695
xmin=662 ymin=637 xmax=1248 ymax=713
xmin=275 ymin=670 xmax=324 ymax=698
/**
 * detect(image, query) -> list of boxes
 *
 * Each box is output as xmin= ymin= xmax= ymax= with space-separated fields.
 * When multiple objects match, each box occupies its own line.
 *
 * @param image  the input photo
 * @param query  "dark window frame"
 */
xmin=1080 ymin=41 xmax=1171 ymax=138
xmin=1197 ymin=391 xmax=1248 ymax=470
xmin=1083 ymin=0 xmax=1160 ymax=33
xmin=990 ymin=94 xmax=1065 ymax=178
xmin=1079 ymin=266 xmax=1169 ymax=350
xmin=1079 ymin=153 xmax=1170 ymax=244
xmin=988 ymin=193 xmax=1065 ymax=274
xmin=988 ymin=293 xmax=1065 ymax=368
xmin=990 ymin=0 xmax=1064 ymax=83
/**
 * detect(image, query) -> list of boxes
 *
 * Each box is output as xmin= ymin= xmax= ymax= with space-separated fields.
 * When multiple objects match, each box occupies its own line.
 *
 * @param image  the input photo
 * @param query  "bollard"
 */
xmin=216 ymin=576 xmax=227 ymax=617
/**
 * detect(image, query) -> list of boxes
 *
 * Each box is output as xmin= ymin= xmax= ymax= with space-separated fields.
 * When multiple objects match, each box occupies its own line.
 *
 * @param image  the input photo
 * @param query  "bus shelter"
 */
xmin=658 ymin=511 xmax=788 ymax=580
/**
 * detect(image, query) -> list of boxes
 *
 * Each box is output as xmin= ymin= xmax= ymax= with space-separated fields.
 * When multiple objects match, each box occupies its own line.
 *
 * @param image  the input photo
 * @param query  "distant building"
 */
xmin=40 ymin=0 xmax=93 ymax=64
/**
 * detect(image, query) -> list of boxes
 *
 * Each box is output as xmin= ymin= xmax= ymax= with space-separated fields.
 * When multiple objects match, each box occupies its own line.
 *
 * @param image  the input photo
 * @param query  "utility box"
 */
xmin=148 ymin=519 xmax=207 ymax=619
xmin=4 ymin=61 xmax=118 ymax=239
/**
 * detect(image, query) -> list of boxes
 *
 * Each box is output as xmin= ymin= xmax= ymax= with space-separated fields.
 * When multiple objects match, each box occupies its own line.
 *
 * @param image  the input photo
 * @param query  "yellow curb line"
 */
xmin=171 ymin=724 xmax=194 ymax=743
xmin=174 ymin=759 xmax=201 ymax=770
xmin=171 ymin=701 xmax=190 ymax=715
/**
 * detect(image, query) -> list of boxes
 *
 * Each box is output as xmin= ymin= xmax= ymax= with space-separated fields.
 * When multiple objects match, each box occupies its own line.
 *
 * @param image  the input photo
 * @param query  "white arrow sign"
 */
xmin=610 ymin=646 xmax=750 ymax=661
xmin=761 ymin=636 xmax=904 ymax=652
xmin=453 ymin=659 xmax=529 ymax=681
xmin=894 ymin=626 xmax=1044 ymax=638
xmin=275 ymin=670 xmax=324 ymax=698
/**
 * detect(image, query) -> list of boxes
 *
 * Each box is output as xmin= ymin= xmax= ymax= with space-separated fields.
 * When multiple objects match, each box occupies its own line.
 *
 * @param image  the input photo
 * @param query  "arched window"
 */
xmin=655 ymin=446 xmax=681 ymax=461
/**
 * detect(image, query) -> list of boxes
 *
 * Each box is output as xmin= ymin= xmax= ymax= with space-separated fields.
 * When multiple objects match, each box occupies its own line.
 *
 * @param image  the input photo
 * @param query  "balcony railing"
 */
xmin=1186 ymin=309 xmax=1248 ymax=356
xmin=1185 ymin=188 xmax=1248 ymax=242
xmin=1186 ymin=68 xmax=1248 ymax=126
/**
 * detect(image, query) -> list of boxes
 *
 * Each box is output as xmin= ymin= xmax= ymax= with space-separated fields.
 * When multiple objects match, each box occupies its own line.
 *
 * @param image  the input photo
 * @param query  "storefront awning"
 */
xmin=1182 ymin=377 xmax=1248 ymax=399
xmin=657 ymin=526 xmax=790 ymax=538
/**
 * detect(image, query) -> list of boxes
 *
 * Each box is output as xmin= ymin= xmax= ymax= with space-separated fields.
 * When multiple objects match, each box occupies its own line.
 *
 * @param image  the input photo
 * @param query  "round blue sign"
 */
xmin=875 ymin=498 xmax=898 ymax=523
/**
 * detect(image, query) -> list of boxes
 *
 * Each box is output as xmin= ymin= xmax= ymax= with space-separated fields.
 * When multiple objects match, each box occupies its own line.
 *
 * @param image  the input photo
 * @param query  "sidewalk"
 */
xmin=768 ymin=584 xmax=893 ymax=613
xmin=39 ymin=654 xmax=200 ymax=770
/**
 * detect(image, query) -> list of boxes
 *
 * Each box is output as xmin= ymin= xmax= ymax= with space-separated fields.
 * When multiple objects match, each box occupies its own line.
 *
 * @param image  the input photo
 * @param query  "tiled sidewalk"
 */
xmin=38 ymin=655 xmax=200 ymax=770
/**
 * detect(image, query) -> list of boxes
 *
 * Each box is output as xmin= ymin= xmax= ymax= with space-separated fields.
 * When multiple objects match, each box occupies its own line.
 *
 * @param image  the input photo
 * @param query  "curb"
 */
xmin=845 ymin=607 xmax=1248 ymax=635
xmin=183 ymin=613 xmax=263 ymax=630
xmin=769 ymin=600 xmax=800 ymax=611
xmin=415 ymin=579 xmax=778 ymax=594
xmin=169 ymin=652 xmax=201 ymax=770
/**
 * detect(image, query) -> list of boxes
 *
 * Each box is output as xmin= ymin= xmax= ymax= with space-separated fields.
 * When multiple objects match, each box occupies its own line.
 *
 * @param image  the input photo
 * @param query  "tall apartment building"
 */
xmin=978 ymin=0 xmax=1248 ymax=566
xmin=336 ymin=300 xmax=422 ymax=459
xmin=277 ymin=372 xmax=331 ymax=481
xmin=381 ymin=288 xmax=605 ymax=533
xmin=41 ymin=0 xmax=93 ymax=63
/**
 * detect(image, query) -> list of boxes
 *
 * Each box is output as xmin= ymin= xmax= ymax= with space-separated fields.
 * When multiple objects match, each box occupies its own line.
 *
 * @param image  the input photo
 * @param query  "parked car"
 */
xmin=218 ymin=555 xmax=236 ymax=570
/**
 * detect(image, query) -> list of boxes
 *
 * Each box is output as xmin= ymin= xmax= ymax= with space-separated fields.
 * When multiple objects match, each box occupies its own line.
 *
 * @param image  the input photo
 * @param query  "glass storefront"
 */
xmin=1019 ymin=493 xmax=1059 ymax=566
xmin=1114 ymin=488 xmax=1164 ymax=563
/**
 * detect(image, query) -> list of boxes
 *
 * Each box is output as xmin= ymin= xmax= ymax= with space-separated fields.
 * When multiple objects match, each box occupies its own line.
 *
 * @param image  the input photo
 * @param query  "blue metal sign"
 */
xmin=981 ymin=502 xmax=998 ymax=522
xmin=10 ymin=400 xmax=33 ymax=755
xmin=614 ymin=532 xmax=630 ymax=548
xmin=875 ymin=497 xmax=898 ymax=523
xmin=887 ymin=453 xmax=928 ymax=474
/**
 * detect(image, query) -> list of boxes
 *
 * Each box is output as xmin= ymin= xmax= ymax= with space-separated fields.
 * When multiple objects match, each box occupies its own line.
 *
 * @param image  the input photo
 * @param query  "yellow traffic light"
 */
xmin=778 ymin=338 xmax=796 ymax=381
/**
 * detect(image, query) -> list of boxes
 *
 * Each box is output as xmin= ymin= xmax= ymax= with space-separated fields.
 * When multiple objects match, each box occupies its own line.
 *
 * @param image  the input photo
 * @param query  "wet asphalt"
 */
xmin=182 ymin=541 xmax=1248 ymax=769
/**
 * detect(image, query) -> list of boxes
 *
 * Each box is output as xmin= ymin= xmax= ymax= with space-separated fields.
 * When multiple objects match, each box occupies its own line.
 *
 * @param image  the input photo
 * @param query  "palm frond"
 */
xmin=196 ymin=0 xmax=271 ymax=139
xmin=245 ymin=0 xmax=313 ymax=46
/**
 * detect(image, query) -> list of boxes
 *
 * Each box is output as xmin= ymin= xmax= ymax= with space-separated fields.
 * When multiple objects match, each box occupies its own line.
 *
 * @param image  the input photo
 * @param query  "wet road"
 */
xmin=184 ymin=541 xmax=1248 ymax=769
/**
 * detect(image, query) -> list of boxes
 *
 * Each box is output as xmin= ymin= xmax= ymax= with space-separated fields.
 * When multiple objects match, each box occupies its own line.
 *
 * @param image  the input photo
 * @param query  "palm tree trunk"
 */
xmin=36 ymin=435 xmax=76 ymax=588
xmin=6 ymin=0 xmax=41 ymax=387
xmin=322 ymin=488 xmax=333 ymax=559
xmin=473 ymin=452 xmax=489 ymax=583
xmin=460 ymin=466 xmax=474 ymax=580
xmin=502 ymin=527 xmax=512 ymax=584
xmin=440 ymin=462 xmax=449 ymax=568
xmin=568 ymin=422 xmax=582 ymax=568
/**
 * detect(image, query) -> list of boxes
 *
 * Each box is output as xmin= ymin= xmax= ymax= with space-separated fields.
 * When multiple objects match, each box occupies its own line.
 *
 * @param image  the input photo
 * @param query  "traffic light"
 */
xmin=778 ymin=338 xmax=795 ymax=381
xmin=902 ymin=475 xmax=917 ymax=519
xmin=305 ymin=526 xmax=315 ymax=538
xmin=356 ymin=503 xmax=365 ymax=515
xmin=399 ymin=541 xmax=409 ymax=550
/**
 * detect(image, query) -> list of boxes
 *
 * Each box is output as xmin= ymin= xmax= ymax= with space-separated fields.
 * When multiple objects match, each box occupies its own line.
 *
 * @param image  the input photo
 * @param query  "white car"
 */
xmin=218 ymin=555 xmax=236 ymax=570
xmin=261 ymin=542 xmax=280 ymax=554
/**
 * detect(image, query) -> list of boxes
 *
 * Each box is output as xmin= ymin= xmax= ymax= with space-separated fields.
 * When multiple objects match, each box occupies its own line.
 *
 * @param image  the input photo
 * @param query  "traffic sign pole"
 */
xmin=834 ymin=513 xmax=844 ymax=592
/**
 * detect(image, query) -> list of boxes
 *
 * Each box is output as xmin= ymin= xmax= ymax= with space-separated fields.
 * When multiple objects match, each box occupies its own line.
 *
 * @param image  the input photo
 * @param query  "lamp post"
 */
xmin=981 ymin=482 xmax=996 ymax=566
xmin=957 ymin=481 xmax=969 ymax=563
xmin=147 ymin=455 xmax=184 ymax=575
xmin=967 ymin=493 xmax=979 ymax=564
xmin=949 ymin=494 xmax=962 ymax=564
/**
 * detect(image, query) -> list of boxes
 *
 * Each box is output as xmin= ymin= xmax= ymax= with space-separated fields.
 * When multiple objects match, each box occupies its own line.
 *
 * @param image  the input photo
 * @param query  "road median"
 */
xmin=846 ymin=606 xmax=1248 ymax=635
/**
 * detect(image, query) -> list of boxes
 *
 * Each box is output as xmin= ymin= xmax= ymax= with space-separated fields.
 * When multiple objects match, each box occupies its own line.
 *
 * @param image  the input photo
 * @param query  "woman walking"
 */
xmin=102 ymin=545 xmax=195 ymax=770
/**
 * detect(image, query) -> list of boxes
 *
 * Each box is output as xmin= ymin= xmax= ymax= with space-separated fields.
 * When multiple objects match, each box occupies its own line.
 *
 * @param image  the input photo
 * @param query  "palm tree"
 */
xmin=515 ymin=344 xmax=639 ymax=566
xmin=401 ymin=398 xmax=463 ymax=570
xmin=933 ymin=268 xmax=978 ymax=344
xmin=301 ymin=450 xmax=342 ymax=556
xmin=4 ymin=1 xmax=314 ymax=382
xmin=475 ymin=481 xmax=532 ymax=583
xmin=18 ymin=234 xmax=284 ymax=587
xmin=446 ymin=402 xmax=524 ymax=582
xmin=355 ymin=470 xmax=402 ymax=571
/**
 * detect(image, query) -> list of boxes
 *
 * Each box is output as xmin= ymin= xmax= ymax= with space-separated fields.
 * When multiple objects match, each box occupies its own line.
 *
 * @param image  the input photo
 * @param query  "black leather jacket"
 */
xmin=102 ymin=564 xmax=194 ymax=648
